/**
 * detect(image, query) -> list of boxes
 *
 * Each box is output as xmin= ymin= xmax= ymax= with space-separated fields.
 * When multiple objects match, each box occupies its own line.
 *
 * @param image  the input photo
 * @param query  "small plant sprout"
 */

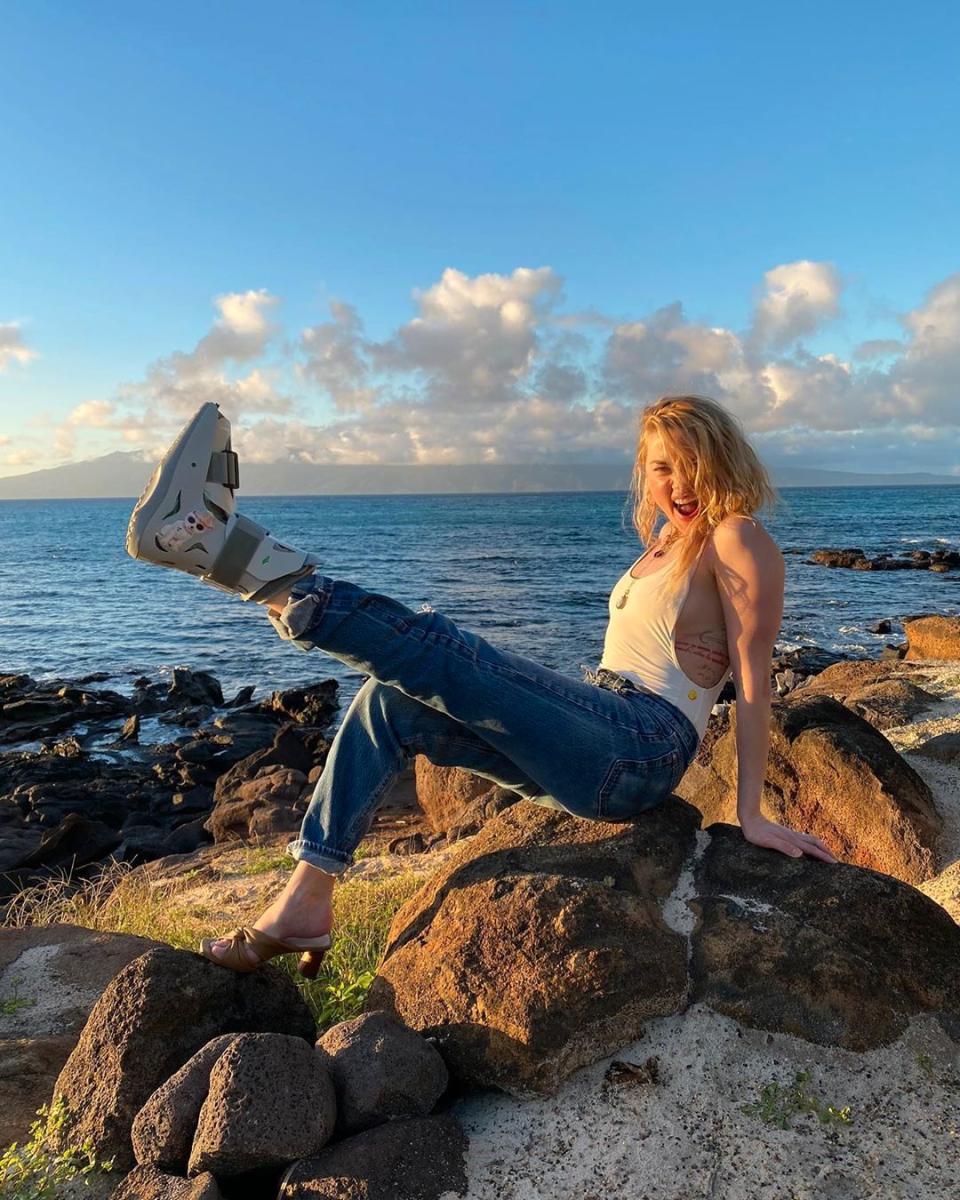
xmin=741 ymin=1070 xmax=853 ymax=1130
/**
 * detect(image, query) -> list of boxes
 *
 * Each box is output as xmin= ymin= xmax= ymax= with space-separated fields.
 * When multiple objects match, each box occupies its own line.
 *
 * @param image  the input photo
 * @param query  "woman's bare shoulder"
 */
xmin=705 ymin=514 xmax=782 ymax=567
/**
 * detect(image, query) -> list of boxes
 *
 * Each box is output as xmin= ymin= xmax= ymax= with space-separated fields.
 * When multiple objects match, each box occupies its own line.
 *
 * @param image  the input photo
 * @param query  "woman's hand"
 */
xmin=739 ymin=813 xmax=838 ymax=863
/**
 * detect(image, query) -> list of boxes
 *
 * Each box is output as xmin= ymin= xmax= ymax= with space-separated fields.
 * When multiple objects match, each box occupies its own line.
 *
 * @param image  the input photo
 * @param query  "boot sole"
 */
xmin=125 ymin=402 xmax=224 ymax=577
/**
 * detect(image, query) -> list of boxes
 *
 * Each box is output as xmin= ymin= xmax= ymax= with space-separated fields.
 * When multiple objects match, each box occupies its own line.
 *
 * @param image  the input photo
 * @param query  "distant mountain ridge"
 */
xmin=0 ymin=449 xmax=958 ymax=499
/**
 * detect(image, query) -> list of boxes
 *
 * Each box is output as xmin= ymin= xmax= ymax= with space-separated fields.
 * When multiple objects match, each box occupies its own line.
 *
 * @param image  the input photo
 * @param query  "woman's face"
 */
xmin=643 ymin=431 xmax=700 ymax=533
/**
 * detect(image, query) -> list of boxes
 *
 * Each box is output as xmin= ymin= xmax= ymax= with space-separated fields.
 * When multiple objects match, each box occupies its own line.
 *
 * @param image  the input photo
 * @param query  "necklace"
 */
xmin=615 ymin=538 xmax=673 ymax=609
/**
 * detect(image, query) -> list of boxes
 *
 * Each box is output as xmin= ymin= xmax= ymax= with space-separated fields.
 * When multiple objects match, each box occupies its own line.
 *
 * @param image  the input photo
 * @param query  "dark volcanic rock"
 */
xmin=690 ymin=824 xmax=960 ymax=1049
xmin=188 ymin=1033 xmax=336 ymax=1178
xmin=50 ymin=946 xmax=317 ymax=1169
xmin=366 ymin=801 xmax=698 ymax=1097
xmin=113 ymin=1164 xmax=222 ymax=1199
xmin=677 ymin=692 xmax=941 ymax=884
xmin=268 ymin=681 xmax=339 ymax=728
xmin=278 ymin=1114 xmax=468 ymax=1200
xmin=169 ymin=667 xmax=224 ymax=707
xmin=132 ymin=1035 xmax=238 ymax=1171
xmin=316 ymin=1011 xmax=448 ymax=1135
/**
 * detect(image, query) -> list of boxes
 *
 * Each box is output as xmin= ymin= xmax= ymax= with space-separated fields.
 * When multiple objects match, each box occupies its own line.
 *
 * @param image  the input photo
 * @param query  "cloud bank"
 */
xmin=4 ymin=262 xmax=960 ymax=475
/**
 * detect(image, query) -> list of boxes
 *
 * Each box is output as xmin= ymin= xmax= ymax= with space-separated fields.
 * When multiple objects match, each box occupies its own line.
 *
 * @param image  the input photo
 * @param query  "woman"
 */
xmin=126 ymin=394 xmax=836 ymax=975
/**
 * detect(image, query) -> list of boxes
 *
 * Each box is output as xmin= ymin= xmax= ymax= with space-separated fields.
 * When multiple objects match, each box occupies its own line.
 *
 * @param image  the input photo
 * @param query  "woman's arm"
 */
xmin=712 ymin=517 xmax=836 ymax=863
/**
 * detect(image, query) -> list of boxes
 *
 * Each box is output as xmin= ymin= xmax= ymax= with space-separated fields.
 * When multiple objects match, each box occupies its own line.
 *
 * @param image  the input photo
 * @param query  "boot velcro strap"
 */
xmin=207 ymin=514 xmax=264 ymax=589
xmin=207 ymin=450 xmax=239 ymax=489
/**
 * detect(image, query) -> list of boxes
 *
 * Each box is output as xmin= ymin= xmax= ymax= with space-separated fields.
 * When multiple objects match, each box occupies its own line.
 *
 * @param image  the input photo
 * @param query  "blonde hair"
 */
xmin=627 ymin=394 xmax=780 ymax=591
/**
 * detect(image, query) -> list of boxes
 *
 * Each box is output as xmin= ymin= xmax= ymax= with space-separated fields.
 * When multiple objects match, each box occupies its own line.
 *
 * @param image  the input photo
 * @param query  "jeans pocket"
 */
xmin=596 ymin=750 xmax=680 ymax=822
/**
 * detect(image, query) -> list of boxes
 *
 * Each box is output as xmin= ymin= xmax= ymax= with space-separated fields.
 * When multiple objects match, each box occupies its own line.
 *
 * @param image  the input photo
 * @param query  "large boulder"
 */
xmin=365 ymin=802 xmax=960 ymax=1099
xmin=205 ymin=764 xmax=308 ymax=844
xmin=675 ymin=693 xmax=941 ymax=884
xmin=50 ymin=946 xmax=316 ymax=1168
xmin=188 ymin=1033 xmax=337 ymax=1177
xmin=206 ymin=722 xmax=329 ymax=844
xmin=904 ymin=615 xmax=960 ymax=660
xmin=0 ymin=925 xmax=160 ymax=1147
xmin=366 ymin=801 xmax=699 ymax=1097
xmin=316 ymin=1011 xmax=448 ymax=1135
xmin=413 ymin=759 xmax=495 ymax=836
xmin=131 ymin=1035 xmax=238 ymax=1171
xmin=278 ymin=1114 xmax=468 ymax=1200
xmin=691 ymin=824 xmax=960 ymax=1048
xmin=795 ymin=659 xmax=937 ymax=729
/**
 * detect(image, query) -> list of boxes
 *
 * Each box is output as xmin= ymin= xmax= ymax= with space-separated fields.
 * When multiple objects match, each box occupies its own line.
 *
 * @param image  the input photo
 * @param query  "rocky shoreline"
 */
xmin=0 ymin=623 xmax=925 ymax=902
xmin=2 ymin=614 xmax=959 ymax=1197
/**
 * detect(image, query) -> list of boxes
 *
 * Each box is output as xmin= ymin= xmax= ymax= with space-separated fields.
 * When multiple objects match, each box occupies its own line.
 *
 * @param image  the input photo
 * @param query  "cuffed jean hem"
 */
xmin=285 ymin=837 xmax=352 ymax=876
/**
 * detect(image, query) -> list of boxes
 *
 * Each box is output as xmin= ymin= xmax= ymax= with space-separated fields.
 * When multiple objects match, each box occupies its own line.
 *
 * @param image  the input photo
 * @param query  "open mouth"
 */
xmin=673 ymin=498 xmax=699 ymax=518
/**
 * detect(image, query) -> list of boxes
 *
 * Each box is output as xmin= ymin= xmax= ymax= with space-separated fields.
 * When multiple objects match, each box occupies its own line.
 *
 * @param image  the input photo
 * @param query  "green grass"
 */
xmin=0 ymin=979 xmax=35 ymax=1018
xmin=0 ymin=1096 xmax=115 ymax=1200
xmin=3 ymin=857 xmax=428 ymax=1029
xmin=741 ymin=1070 xmax=853 ymax=1130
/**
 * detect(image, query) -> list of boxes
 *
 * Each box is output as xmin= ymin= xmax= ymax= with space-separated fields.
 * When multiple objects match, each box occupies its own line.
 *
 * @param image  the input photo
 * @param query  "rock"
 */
xmin=413 ymin=760 xmax=495 ymax=836
xmin=278 ymin=1114 xmax=468 ymax=1200
xmin=905 ymin=615 xmax=960 ymax=660
xmin=169 ymin=668 xmax=224 ymax=707
xmin=224 ymin=685 xmax=256 ymax=708
xmin=690 ymin=824 xmax=960 ymax=1049
xmin=770 ymin=645 xmax=850 ymax=679
xmin=809 ymin=548 xmax=867 ymax=568
xmin=842 ymin=679 xmax=937 ymax=729
xmin=676 ymin=693 xmax=940 ymax=884
xmin=912 ymin=731 xmax=960 ymax=765
xmin=870 ymin=619 xmax=892 ymax=634
xmin=0 ymin=925 xmax=160 ymax=1147
xmin=113 ymin=1164 xmax=222 ymax=1199
xmin=132 ymin=1035 xmax=238 ymax=1171
xmin=919 ymin=861 xmax=960 ymax=925
xmin=797 ymin=658 xmax=926 ymax=694
xmin=18 ymin=812 xmax=122 ymax=871
xmin=316 ymin=1012 xmax=448 ymax=1135
xmin=50 ymin=946 xmax=317 ymax=1168
xmin=205 ymin=764 xmax=308 ymax=844
xmin=118 ymin=714 xmax=140 ymax=743
xmin=269 ymin=681 xmax=339 ymax=727
xmin=188 ymin=1033 xmax=336 ymax=1178
xmin=366 ymin=801 xmax=698 ymax=1096
xmin=210 ymin=723 xmax=326 ymax=819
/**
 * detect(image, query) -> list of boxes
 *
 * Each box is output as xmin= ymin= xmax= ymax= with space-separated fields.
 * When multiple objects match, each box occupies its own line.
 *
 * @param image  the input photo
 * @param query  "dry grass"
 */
xmin=3 ymin=856 xmax=427 ymax=1027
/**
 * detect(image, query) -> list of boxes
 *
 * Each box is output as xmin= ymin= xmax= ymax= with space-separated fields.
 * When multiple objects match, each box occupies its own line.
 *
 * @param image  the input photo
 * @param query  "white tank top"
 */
xmin=598 ymin=540 xmax=732 ymax=742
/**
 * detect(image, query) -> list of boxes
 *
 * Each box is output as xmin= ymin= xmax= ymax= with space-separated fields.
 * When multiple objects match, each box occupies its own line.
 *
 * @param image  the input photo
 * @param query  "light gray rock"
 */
xmin=316 ymin=1011 xmax=448 ymax=1134
xmin=188 ymin=1032 xmax=336 ymax=1178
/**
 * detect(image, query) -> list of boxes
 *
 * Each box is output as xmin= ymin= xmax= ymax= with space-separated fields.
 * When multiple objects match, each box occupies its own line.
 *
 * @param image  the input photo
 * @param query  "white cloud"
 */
xmin=27 ymin=264 xmax=960 ymax=479
xmin=749 ymin=260 xmax=843 ymax=351
xmin=51 ymin=291 xmax=292 ymax=462
xmin=0 ymin=322 xmax=39 ymax=371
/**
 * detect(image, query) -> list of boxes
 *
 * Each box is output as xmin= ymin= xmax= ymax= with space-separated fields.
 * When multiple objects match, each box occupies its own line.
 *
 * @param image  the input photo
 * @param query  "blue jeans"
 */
xmin=267 ymin=574 xmax=700 ymax=875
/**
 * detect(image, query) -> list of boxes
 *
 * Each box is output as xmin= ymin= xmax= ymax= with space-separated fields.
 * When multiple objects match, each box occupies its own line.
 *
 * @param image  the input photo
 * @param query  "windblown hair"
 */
xmin=627 ymin=394 xmax=780 ymax=592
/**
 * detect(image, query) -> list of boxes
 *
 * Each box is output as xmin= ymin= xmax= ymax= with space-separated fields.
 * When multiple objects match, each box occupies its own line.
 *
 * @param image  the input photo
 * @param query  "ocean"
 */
xmin=2 ymin=488 xmax=958 ymax=713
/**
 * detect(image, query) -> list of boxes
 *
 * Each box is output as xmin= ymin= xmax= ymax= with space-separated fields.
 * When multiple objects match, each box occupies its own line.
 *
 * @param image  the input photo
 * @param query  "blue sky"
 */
xmin=2 ymin=0 xmax=959 ymax=478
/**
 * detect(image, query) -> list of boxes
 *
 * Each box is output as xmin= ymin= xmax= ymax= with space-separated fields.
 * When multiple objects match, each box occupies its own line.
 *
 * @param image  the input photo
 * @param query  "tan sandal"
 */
xmin=199 ymin=926 xmax=332 ymax=977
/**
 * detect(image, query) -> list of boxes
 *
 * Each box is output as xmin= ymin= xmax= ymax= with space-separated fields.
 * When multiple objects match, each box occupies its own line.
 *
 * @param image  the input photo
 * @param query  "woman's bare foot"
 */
xmin=206 ymin=860 xmax=336 ymax=970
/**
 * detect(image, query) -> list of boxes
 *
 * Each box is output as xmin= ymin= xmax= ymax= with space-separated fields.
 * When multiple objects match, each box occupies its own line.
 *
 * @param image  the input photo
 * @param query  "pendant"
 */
xmin=615 ymin=590 xmax=630 ymax=609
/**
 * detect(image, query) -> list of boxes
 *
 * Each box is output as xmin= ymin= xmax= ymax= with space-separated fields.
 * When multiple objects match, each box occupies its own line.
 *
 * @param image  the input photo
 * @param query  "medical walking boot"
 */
xmin=125 ymin=402 xmax=318 ymax=603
